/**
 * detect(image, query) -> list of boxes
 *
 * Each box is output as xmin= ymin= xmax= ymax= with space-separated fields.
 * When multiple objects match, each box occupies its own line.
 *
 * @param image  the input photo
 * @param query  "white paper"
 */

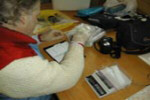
xmin=138 ymin=53 xmax=150 ymax=66
xmin=100 ymin=65 xmax=131 ymax=90
xmin=45 ymin=42 xmax=69 ymax=62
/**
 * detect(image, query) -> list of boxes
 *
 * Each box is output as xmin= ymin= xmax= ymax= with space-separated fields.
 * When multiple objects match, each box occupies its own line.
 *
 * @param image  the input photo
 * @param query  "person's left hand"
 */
xmin=40 ymin=30 xmax=65 ymax=42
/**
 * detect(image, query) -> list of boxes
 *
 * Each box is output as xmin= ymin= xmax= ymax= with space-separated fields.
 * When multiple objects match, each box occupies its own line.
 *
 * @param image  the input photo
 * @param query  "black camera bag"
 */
xmin=87 ymin=13 xmax=119 ymax=30
xmin=116 ymin=18 xmax=150 ymax=54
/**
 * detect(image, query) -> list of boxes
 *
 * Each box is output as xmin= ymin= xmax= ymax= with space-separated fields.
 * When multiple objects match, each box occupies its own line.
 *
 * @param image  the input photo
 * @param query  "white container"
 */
xmin=52 ymin=0 xmax=91 ymax=11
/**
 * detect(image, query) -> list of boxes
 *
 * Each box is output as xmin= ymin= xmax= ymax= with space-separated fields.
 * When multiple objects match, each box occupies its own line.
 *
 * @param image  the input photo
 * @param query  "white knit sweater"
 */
xmin=0 ymin=44 xmax=84 ymax=98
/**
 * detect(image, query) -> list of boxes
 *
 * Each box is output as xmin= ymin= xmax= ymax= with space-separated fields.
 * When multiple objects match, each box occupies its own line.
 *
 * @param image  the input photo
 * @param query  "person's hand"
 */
xmin=40 ymin=30 xmax=64 ymax=42
xmin=72 ymin=25 xmax=92 ymax=45
xmin=72 ymin=32 xmax=90 ymax=45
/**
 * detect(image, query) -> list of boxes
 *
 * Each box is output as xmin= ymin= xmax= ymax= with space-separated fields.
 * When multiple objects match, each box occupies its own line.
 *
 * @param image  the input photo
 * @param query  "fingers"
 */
xmin=40 ymin=30 xmax=64 ymax=42
xmin=72 ymin=33 xmax=89 ymax=44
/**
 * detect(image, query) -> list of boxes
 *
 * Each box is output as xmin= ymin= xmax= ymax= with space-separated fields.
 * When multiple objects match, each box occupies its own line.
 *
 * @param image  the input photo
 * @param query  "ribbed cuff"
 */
xmin=71 ymin=41 xmax=84 ymax=48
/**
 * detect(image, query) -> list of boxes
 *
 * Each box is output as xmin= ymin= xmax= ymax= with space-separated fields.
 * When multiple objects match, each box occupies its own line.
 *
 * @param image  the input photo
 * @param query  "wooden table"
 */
xmin=41 ymin=3 xmax=150 ymax=100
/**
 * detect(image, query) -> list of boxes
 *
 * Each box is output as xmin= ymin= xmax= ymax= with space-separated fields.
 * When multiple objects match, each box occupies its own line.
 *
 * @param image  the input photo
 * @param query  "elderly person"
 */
xmin=0 ymin=0 xmax=91 ymax=100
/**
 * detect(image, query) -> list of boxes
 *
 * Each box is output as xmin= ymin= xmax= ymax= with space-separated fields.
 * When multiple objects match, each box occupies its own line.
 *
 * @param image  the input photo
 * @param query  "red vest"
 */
xmin=0 ymin=27 xmax=37 ymax=70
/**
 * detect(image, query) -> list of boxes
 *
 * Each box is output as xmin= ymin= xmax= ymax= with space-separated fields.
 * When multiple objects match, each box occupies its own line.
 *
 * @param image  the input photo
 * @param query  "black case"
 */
xmin=87 ymin=13 xmax=119 ymax=30
xmin=116 ymin=19 xmax=150 ymax=54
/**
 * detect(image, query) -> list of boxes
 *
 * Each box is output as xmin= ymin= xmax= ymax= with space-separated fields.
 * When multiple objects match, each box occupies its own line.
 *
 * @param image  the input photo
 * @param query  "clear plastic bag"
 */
xmin=85 ymin=64 xmax=132 ymax=98
xmin=66 ymin=23 xmax=106 ymax=47
xmin=104 ymin=0 xmax=137 ymax=16
xmin=103 ymin=0 xmax=122 ymax=8
xmin=123 ymin=0 xmax=137 ymax=13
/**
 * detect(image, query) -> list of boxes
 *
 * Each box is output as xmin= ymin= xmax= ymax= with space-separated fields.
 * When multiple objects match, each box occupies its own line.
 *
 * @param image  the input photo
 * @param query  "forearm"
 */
xmin=50 ymin=43 xmax=85 ymax=91
xmin=61 ymin=43 xmax=84 ymax=77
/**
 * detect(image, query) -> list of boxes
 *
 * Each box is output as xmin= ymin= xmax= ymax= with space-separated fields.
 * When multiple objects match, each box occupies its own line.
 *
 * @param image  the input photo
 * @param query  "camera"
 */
xmin=94 ymin=36 xmax=121 ymax=58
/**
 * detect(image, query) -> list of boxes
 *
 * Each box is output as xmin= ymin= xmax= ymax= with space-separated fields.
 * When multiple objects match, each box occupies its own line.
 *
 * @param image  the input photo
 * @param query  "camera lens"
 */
xmin=99 ymin=37 xmax=113 ymax=54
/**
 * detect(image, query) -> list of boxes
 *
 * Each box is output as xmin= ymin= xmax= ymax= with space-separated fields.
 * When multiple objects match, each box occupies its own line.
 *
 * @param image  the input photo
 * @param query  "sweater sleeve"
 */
xmin=0 ymin=44 xmax=84 ymax=98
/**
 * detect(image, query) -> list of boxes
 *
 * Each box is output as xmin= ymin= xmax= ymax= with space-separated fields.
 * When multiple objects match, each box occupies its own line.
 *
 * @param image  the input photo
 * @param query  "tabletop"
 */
xmin=40 ymin=3 xmax=150 ymax=100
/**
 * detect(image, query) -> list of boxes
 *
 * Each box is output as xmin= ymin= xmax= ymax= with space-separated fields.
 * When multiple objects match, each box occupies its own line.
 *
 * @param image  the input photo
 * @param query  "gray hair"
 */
xmin=0 ymin=0 xmax=39 ymax=25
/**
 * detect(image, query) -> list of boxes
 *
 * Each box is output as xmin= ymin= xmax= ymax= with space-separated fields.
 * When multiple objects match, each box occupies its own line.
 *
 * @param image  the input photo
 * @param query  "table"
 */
xmin=41 ymin=3 xmax=150 ymax=100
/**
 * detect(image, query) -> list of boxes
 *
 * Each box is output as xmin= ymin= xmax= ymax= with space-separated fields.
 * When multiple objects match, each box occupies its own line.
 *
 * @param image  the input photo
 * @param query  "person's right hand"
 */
xmin=72 ymin=32 xmax=90 ymax=45
xmin=72 ymin=24 xmax=92 ymax=45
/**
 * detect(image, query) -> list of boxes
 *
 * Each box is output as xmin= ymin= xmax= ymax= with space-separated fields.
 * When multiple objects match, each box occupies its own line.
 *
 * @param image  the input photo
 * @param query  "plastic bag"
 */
xmin=85 ymin=64 xmax=132 ymax=98
xmin=66 ymin=23 xmax=106 ymax=47
xmin=103 ymin=0 xmax=122 ymax=8
xmin=123 ymin=0 xmax=137 ymax=13
xmin=104 ymin=0 xmax=137 ymax=16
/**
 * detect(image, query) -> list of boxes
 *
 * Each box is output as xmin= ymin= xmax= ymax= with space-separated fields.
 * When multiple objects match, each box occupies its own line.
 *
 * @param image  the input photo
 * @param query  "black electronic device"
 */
xmin=94 ymin=37 xmax=121 ymax=59
xmin=98 ymin=37 xmax=113 ymax=54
